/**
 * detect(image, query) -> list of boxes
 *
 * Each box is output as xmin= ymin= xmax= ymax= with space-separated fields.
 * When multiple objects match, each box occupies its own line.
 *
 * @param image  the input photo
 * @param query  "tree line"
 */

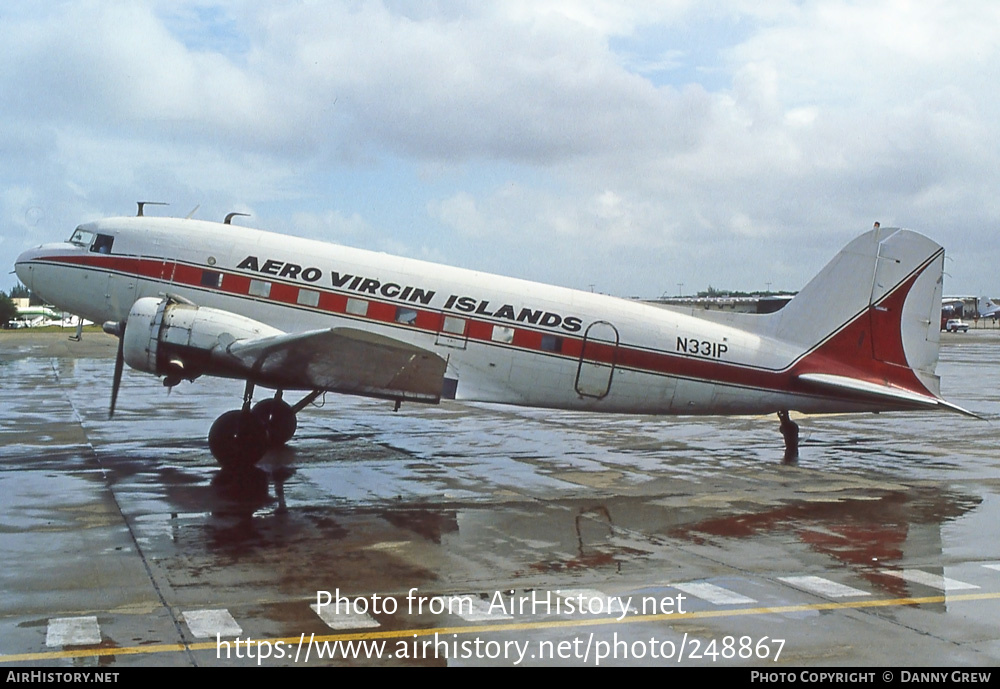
xmin=1 ymin=283 xmax=33 ymax=327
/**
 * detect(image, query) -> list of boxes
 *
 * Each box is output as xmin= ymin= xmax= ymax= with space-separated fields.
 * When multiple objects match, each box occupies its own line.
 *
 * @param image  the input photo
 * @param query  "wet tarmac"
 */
xmin=1 ymin=330 xmax=998 ymax=666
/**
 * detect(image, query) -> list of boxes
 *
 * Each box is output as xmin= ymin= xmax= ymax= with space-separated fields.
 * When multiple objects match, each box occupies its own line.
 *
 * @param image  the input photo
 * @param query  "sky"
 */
xmin=3 ymin=0 xmax=999 ymax=298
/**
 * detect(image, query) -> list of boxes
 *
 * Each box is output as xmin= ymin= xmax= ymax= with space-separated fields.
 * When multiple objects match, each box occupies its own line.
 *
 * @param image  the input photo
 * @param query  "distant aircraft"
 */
xmin=5 ymin=305 xmax=87 ymax=330
xmin=14 ymin=206 xmax=972 ymax=468
xmin=6 ymin=304 xmax=60 ymax=328
xmin=978 ymin=297 xmax=1000 ymax=320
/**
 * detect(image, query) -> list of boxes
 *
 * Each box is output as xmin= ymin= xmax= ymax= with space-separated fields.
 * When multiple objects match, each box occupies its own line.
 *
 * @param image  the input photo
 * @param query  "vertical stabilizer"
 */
xmin=771 ymin=227 xmax=944 ymax=399
xmin=979 ymin=297 xmax=1000 ymax=318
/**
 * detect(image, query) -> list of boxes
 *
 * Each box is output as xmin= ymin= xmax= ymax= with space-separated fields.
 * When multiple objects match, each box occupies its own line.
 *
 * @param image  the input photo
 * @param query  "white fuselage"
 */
xmin=14 ymin=217 xmax=905 ymax=416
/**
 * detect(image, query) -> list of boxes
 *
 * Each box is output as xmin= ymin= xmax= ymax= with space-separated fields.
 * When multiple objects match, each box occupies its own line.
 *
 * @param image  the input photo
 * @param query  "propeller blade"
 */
xmin=109 ymin=322 xmax=125 ymax=419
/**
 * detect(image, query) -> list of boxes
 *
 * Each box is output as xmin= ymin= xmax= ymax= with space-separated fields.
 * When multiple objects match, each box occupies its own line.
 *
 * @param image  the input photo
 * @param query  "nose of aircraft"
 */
xmin=14 ymin=242 xmax=69 ymax=292
xmin=14 ymin=246 xmax=42 ymax=290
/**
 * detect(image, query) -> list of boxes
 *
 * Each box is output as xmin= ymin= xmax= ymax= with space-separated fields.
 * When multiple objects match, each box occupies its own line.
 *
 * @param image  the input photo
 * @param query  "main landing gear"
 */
xmin=208 ymin=382 xmax=322 ymax=468
xmin=777 ymin=410 xmax=799 ymax=464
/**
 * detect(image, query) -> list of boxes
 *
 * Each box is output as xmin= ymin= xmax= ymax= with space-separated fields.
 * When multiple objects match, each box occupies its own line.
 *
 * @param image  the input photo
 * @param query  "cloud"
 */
xmin=3 ymin=1 xmax=1000 ymax=297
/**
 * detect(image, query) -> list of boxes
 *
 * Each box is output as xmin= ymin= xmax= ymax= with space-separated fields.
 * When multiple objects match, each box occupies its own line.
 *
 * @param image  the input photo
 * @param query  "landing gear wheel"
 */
xmin=252 ymin=398 xmax=297 ymax=447
xmin=777 ymin=410 xmax=799 ymax=464
xmin=209 ymin=410 xmax=268 ymax=469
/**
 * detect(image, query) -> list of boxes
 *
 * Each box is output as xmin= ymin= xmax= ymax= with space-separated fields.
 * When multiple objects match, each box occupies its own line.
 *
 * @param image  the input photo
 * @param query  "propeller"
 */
xmin=103 ymin=320 xmax=126 ymax=418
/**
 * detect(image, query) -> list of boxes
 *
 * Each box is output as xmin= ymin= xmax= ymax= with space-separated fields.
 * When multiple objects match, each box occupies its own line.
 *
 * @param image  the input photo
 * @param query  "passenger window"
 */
xmin=442 ymin=316 xmax=466 ymax=335
xmin=395 ymin=307 xmax=418 ymax=325
xmin=200 ymin=270 xmax=223 ymax=288
xmin=346 ymin=298 xmax=369 ymax=316
xmin=90 ymin=234 xmax=114 ymax=254
xmin=297 ymin=289 xmax=320 ymax=307
xmin=491 ymin=325 xmax=514 ymax=343
xmin=249 ymin=279 xmax=272 ymax=298
xmin=540 ymin=334 xmax=563 ymax=352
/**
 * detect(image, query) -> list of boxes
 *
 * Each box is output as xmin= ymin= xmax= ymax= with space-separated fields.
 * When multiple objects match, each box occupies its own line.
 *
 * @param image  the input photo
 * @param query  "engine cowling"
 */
xmin=122 ymin=296 xmax=283 ymax=383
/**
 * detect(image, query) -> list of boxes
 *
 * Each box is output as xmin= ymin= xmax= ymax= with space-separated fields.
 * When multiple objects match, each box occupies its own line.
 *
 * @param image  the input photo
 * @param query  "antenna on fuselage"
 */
xmin=224 ymin=212 xmax=250 ymax=225
xmin=185 ymin=205 xmax=200 ymax=219
xmin=136 ymin=201 xmax=168 ymax=217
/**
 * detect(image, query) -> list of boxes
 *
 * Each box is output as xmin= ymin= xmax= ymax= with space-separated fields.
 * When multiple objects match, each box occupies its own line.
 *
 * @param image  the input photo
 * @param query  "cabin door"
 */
xmin=575 ymin=321 xmax=619 ymax=399
xmin=435 ymin=314 xmax=469 ymax=350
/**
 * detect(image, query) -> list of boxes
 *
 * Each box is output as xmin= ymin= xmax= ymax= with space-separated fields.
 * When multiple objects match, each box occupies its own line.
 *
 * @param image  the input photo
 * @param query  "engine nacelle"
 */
xmin=122 ymin=296 xmax=283 ymax=382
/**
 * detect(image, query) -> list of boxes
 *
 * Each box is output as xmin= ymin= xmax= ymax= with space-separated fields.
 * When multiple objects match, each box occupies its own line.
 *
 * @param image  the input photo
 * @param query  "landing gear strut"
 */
xmin=207 ymin=385 xmax=323 ymax=467
xmin=777 ymin=410 xmax=799 ymax=464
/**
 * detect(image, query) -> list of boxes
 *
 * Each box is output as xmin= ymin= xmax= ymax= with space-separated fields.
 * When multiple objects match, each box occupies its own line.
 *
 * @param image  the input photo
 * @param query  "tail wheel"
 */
xmin=252 ymin=398 xmax=297 ymax=447
xmin=209 ymin=410 xmax=268 ymax=468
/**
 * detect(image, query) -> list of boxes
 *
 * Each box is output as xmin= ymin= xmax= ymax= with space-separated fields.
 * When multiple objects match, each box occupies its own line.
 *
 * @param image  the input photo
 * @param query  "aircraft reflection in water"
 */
xmin=167 ymin=454 xmax=978 ymax=606
xmin=667 ymin=487 xmax=979 ymax=598
xmin=15 ymin=204 xmax=971 ymax=470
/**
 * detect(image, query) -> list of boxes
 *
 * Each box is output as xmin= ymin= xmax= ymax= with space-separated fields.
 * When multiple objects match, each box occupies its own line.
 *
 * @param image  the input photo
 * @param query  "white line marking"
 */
xmin=983 ymin=564 xmax=1000 ymax=572
xmin=181 ymin=609 xmax=243 ymax=638
xmin=881 ymin=570 xmax=980 ymax=591
xmin=46 ymin=617 xmax=101 ymax=647
xmin=779 ymin=576 xmax=871 ymax=598
xmin=671 ymin=582 xmax=757 ymax=605
xmin=363 ymin=541 xmax=411 ymax=552
xmin=310 ymin=603 xmax=380 ymax=629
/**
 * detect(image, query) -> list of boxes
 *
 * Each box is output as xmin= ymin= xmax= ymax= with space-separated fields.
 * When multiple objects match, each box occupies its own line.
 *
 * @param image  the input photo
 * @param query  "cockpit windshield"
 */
xmin=68 ymin=228 xmax=95 ymax=247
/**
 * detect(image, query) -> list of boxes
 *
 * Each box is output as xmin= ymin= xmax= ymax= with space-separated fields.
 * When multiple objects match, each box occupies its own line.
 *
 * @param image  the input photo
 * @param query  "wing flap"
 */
xmin=225 ymin=327 xmax=447 ymax=402
xmin=798 ymin=373 xmax=977 ymax=417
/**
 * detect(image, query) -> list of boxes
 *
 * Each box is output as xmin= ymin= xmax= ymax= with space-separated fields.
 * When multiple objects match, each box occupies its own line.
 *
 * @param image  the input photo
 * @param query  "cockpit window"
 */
xmin=68 ymin=228 xmax=95 ymax=247
xmin=91 ymin=234 xmax=114 ymax=254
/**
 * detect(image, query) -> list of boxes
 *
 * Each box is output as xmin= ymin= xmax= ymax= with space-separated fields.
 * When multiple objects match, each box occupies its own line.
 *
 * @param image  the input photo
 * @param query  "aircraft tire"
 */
xmin=208 ymin=410 xmax=268 ymax=469
xmin=252 ymin=399 xmax=297 ymax=447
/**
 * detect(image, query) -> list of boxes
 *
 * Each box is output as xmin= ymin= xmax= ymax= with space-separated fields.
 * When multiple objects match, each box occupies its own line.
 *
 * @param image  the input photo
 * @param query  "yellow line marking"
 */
xmin=4 ymin=591 xmax=1000 ymax=664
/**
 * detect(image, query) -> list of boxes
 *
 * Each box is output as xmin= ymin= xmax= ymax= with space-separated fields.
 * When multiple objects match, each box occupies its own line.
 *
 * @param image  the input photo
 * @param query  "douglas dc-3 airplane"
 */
xmin=14 ymin=204 xmax=971 ymax=468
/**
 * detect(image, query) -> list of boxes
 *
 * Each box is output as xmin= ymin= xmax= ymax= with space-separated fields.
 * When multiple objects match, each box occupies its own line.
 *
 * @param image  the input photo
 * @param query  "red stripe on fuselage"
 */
xmin=30 ymin=252 xmax=938 ymax=404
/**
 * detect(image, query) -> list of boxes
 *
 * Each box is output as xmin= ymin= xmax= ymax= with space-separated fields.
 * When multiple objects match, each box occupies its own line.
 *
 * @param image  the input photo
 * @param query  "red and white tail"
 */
xmin=766 ymin=227 xmax=971 ymax=414
xmin=979 ymin=297 xmax=1000 ymax=318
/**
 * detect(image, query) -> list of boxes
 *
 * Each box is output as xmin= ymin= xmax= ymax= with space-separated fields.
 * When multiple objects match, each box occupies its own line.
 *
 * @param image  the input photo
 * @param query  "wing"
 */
xmin=224 ymin=327 xmax=447 ymax=402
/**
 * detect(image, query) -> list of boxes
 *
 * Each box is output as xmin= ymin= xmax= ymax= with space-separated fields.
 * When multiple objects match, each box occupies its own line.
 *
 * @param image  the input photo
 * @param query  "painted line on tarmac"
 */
xmin=5 ymin=591 xmax=1000 ymax=664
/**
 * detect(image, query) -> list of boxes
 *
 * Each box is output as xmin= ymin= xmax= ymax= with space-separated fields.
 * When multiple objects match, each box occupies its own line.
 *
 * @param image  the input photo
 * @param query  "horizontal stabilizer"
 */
xmin=798 ymin=373 xmax=978 ymax=418
xmin=225 ymin=327 xmax=447 ymax=402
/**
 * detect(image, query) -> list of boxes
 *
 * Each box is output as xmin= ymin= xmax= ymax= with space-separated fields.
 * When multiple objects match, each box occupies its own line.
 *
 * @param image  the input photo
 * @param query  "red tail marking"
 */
xmin=792 ymin=269 xmax=931 ymax=397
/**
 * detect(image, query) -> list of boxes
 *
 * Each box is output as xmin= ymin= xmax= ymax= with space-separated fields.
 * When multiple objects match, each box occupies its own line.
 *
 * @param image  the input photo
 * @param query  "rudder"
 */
xmin=771 ymin=226 xmax=944 ymax=400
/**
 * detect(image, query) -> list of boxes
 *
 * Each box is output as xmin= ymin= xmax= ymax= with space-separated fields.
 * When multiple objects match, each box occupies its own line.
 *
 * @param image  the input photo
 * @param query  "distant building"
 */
xmin=643 ymin=295 xmax=794 ymax=314
xmin=942 ymin=296 xmax=978 ymax=319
